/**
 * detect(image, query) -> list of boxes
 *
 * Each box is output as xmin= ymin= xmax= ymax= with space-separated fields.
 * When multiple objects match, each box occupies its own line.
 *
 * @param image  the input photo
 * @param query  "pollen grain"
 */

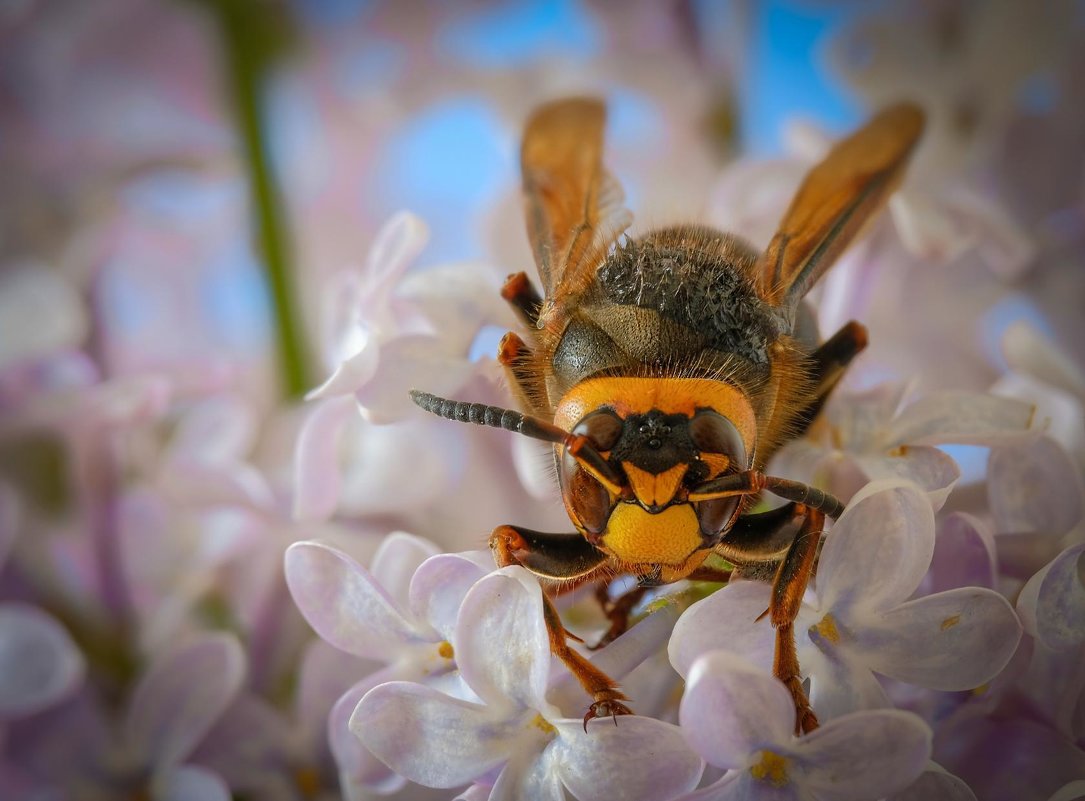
xmin=750 ymin=750 xmax=790 ymax=787
xmin=814 ymin=613 xmax=841 ymax=643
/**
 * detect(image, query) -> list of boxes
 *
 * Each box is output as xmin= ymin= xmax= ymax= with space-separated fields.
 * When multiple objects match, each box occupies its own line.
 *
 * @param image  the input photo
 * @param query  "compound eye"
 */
xmin=689 ymin=410 xmax=747 ymax=469
xmin=572 ymin=409 xmax=624 ymax=451
xmin=559 ymin=451 xmax=614 ymax=535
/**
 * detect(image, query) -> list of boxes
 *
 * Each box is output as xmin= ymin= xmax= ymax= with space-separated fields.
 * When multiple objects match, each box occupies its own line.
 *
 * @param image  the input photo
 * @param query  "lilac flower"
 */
xmin=890 ymin=762 xmax=978 ymax=801
xmin=706 ymin=117 xmax=1032 ymax=280
xmin=923 ymin=542 xmax=1085 ymax=801
xmin=115 ymin=633 xmax=244 ymax=800
xmin=1048 ymin=782 xmax=1085 ymax=801
xmin=670 ymin=480 xmax=1023 ymax=720
xmin=1017 ymin=542 xmax=1085 ymax=653
xmin=994 ymin=322 xmax=1085 ymax=466
xmin=2 ymin=632 xmax=244 ymax=801
xmin=191 ymin=640 xmax=362 ymax=801
xmin=285 ymin=533 xmax=490 ymax=794
xmin=305 ymin=211 xmax=516 ymax=423
xmin=923 ymin=513 xmax=999 ymax=595
xmin=353 ymin=566 xmax=703 ymax=800
xmin=0 ymin=483 xmax=85 ymax=720
xmin=0 ymin=603 xmax=84 ymax=721
xmin=672 ymin=651 xmax=930 ymax=801
xmin=769 ymin=383 xmax=1035 ymax=507
xmin=934 ymin=714 xmax=1085 ymax=801
xmin=988 ymin=436 xmax=1083 ymax=542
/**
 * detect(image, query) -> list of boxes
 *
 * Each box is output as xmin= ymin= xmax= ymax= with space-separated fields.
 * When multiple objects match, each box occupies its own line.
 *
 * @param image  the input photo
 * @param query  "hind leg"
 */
xmin=793 ymin=321 xmax=868 ymax=438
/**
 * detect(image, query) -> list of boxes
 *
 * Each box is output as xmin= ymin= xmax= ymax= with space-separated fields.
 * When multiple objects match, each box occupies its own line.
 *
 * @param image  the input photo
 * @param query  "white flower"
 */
xmin=670 ymin=481 xmax=1022 ymax=721
xmin=353 ymin=566 xmax=703 ymax=800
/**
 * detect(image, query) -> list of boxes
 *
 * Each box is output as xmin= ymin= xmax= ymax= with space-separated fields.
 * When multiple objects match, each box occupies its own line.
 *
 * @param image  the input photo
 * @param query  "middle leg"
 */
xmin=490 ymin=525 xmax=631 ymax=726
xmin=769 ymin=506 xmax=825 ymax=735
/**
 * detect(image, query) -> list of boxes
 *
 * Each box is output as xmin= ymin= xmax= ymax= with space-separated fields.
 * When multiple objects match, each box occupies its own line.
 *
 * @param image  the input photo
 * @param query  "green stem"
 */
xmin=212 ymin=0 xmax=309 ymax=398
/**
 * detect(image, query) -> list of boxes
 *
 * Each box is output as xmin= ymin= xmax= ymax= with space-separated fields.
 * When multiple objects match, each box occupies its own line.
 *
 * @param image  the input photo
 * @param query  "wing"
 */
xmin=756 ymin=103 xmax=925 ymax=312
xmin=521 ymin=98 xmax=632 ymax=316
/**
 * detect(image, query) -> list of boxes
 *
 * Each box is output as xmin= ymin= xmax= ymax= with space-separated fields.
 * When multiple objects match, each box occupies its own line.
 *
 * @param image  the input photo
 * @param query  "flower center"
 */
xmin=437 ymin=640 xmax=454 ymax=660
xmin=531 ymin=713 xmax=557 ymax=735
xmin=814 ymin=613 xmax=841 ymax=643
xmin=750 ymin=749 xmax=790 ymax=786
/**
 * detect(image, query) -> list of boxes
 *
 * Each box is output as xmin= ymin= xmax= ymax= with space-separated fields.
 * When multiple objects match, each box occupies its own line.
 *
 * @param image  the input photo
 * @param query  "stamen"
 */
xmin=750 ymin=750 xmax=790 ymax=786
xmin=531 ymin=713 xmax=557 ymax=735
xmin=814 ymin=613 xmax=841 ymax=643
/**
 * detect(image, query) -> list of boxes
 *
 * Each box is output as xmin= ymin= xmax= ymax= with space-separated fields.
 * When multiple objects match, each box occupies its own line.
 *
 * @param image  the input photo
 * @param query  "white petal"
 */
xmin=1002 ymin=322 xmax=1085 ymax=397
xmin=887 ymin=393 xmax=1035 ymax=448
xmin=284 ymin=542 xmax=420 ymax=660
xmin=928 ymin=513 xmax=997 ymax=592
xmin=988 ymin=437 xmax=1083 ymax=537
xmin=855 ymin=447 xmax=960 ymax=510
xmin=398 ymin=261 xmax=518 ymax=355
xmin=553 ymin=716 xmax=703 ymax=801
xmin=588 ymin=601 xmax=681 ymax=681
xmin=548 ymin=602 xmax=682 ymax=716
xmin=817 ymin=481 xmax=935 ymax=615
xmin=153 ymin=765 xmax=231 ymax=801
xmin=125 ymin=633 xmax=245 ymax=768
xmin=826 ymin=382 xmax=910 ymax=450
xmin=330 ymin=671 xmax=408 ymax=794
xmin=890 ymin=762 xmax=977 ymax=801
xmin=890 ymin=190 xmax=972 ymax=266
xmin=804 ymin=644 xmax=891 ymax=720
xmin=354 ymin=334 xmax=478 ymax=424
xmin=1017 ymin=543 xmax=1085 ymax=651
xmin=0 ymin=604 xmax=84 ymax=719
xmin=669 ymin=580 xmax=776 ymax=679
xmin=992 ymin=372 xmax=1085 ymax=459
xmin=369 ymin=531 xmax=440 ymax=614
xmin=453 ymin=783 xmax=494 ymax=801
xmin=858 ymin=588 xmax=1022 ymax=690
xmin=454 ymin=568 xmax=552 ymax=712
xmin=800 ymin=709 xmax=931 ymax=801
xmin=1048 ymin=781 xmax=1085 ymax=801
xmin=943 ymin=186 xmax=1034 ymax=279
xmin=490 ymin=748 xmax=563 ymax=801
xmin=305 ymin=337 xmax=380 ymax=401
xmin=667 ymin=773 xmax=758 ymax=801
xmin=337 ymin=416 xmax=458 ymax=517
xmin=351 ymin=681 xmax=519 ymax=788
xmin=167 ymin=395 xmax=255 ymax=463
xmin=680 ymin=651 xmax=794 ymax=768
xmin=293 ymin=396 xmax=357 ymax=522
xmin=362 ymin=211 xmax=429 ymax=303
xmin=409 ymin=552 xmax=491 ymax=641
xmin=159 ymin=457 xmax=275 ymax=510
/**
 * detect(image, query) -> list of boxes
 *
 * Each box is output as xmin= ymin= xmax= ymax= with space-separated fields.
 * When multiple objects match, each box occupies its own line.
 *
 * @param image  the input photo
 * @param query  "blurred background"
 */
xmin=0 ymin=0 xmax=934 ymax=402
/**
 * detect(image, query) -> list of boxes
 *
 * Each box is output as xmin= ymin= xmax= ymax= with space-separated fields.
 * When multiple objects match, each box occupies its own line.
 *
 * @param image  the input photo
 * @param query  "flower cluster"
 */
xmin=2 ymin=2 xmax=1084 ymax=801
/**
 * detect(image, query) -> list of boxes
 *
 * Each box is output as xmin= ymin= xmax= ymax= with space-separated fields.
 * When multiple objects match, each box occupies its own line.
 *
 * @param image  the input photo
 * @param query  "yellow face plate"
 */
xmin=602 ymin=502 xmax=702 ymax=566
xmin=554 ymin=376 xmax=758 ymax=455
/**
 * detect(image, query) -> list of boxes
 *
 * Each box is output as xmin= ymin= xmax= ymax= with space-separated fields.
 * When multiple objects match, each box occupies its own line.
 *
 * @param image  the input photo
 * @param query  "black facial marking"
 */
xmin=609 ymin=410 xmax=696 ymax=474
